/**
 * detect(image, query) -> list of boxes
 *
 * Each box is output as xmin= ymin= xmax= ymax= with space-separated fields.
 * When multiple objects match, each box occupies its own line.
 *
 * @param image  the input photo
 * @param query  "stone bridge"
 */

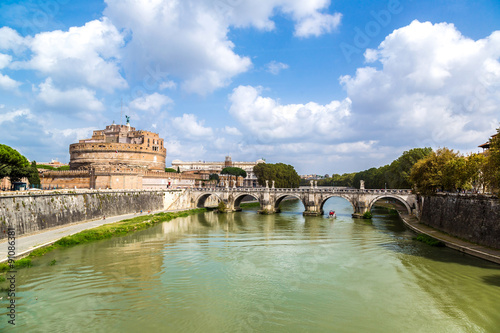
xmin=188 ymin=187 xmax=418 ymax=217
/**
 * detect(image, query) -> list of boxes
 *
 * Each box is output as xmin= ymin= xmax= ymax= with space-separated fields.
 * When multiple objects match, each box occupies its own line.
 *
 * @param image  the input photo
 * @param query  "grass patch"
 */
xmin=362 ymin=211 xmax=373 ymax=219
xmin=53 ymin=208 xmax=206 ymax=248
xmin=15 ymin=258 xmax=32 ymax=268
xmin=0 ymin=208 xmax=207 ymax=279
xmin=414 ymin=234 xmax=445 ymax=247
xmin=239 ymin=201 xmax=260 ymax=208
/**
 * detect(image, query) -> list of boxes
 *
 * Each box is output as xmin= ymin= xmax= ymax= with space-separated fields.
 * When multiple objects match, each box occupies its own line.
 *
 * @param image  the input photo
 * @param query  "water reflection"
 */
xmin=1 ymin=197 xmax=500 ymax=332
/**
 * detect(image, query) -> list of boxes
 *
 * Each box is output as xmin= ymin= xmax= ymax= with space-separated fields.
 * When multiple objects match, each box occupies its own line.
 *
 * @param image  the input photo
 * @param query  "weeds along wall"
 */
xmin=420 ymin=194 xmax=500 ymax=250
xmin=0 ymin=190 xmax=187 ymax=239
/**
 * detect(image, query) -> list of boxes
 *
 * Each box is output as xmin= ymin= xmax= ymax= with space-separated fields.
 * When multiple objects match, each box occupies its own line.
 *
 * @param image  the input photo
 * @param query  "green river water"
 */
xmin=2 ymin=197 xmax=500 ymax=332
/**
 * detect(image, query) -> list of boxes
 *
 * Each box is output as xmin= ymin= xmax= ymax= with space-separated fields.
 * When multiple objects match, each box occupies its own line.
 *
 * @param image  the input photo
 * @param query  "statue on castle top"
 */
xmin=125 ymin=115 xmax=130 ymax=124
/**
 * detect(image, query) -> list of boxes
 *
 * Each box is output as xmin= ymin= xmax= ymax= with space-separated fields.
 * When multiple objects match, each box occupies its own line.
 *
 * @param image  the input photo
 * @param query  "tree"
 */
xmin=209 ymin=173 xmax=220 ymax=182
xmin=221 ymin=167 xmax=247 ymax=178
xmin=0 ymin=144 xmax=30 ymax=179
xmin=28 ymin=161 xmax=41 ymax=186
xmin=484 ymin=128 xmax=500 ymax=193
xmin=253 ymin=163 xmax=300 ymax=188
xmin=410 ymin=148 xmax=461 ymax=194
xmin=177 ymin=166 xmax=180 ymax=173
xmin=385 ymin=148 xmax=433 ymax=188
xmin=165 ymin=168 xmax=177 ymax=173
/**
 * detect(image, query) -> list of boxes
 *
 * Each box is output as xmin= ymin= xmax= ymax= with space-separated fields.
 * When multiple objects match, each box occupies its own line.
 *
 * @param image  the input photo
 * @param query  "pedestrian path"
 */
xmin=0 ymin=208 xmax=184 ymax=263
xmin=399 ymin=213 xmax=500 ymax=265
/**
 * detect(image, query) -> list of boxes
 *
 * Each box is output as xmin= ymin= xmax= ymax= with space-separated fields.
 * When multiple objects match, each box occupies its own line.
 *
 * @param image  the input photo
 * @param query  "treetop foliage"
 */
xmin=315 ymin=147 xmax=433 ymax=189
xmin=221 ymin=167 xmax=247 ymax=178
xmin=410 ymin=127 xmax=500 ymax=195
xmin=253 ymin=163 xmax=300 ymax=188
xmin=0 ymin=144 xmax=33 ymax=182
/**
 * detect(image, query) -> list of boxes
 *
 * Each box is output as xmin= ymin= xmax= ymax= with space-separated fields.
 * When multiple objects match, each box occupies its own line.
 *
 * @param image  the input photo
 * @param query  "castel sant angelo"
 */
xmin=41 ymin=119 xmax=197 ymax=190
xmin=69 ymin=121 xmax=166 ymax=171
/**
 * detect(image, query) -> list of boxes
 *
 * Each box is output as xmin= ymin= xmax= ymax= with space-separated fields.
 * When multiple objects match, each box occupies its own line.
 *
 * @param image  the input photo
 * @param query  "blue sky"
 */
xmin=0 ymin=0 xmax=499 ymax=175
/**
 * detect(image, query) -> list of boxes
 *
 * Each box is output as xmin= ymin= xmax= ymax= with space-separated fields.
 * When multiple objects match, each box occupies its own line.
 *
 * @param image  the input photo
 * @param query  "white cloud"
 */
xmin=229 ymin=85 xmax=351 ymax=142
xmin=44 ymin=127 xmax=95 ymax=142
xmin=266 ymin=61 xmax=289 ymax=75
xmin=37 ymin=78 xmax=105 ymax=112
xmin=11 ymin=18 xmax=126 ymax=92
xmin=159 ymin=80 xmax=177 ymax=90
xmin=0 ymin=27 xmax=27 ymax=53
xmin=340 ymin=20 xmax=500 ymax=149
xmin=129 ymin=92 xmax=173 ymax=113
xmin=223 ymin=0 xmax=341 ymax=37
xmin=104 ymin=0 xmax=252 ymax=95
xmin=171 ymin=114 xmax=214 ymax=138
xmin=0 ymin=53 xmax=12 ymax=69
xmin=103 ymin=0 xmax=341 ymax=95
xmin=0 ymin=73 xmax=21 ymax=90
xmin=293 ymin=11 xmax=342 ymax=38
xmin=0 ymin=108 xmax=32 ymax=125
xmin=223 ymin=126 xmax=242 ymax=136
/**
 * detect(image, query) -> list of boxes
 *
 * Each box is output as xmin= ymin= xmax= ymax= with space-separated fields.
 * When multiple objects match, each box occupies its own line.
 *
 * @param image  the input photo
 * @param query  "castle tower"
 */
xmin=224 ymin=156 xmax=233 ymax=168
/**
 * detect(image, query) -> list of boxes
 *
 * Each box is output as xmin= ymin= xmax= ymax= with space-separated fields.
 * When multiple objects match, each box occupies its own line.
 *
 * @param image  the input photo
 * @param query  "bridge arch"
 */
xmin=319 ymin=194 xmax=356 ymax=214
xmin=233 ymin=193 xmax=260 ymax=209
xmin=274 ymin=193 xmax=304 ymax=211
xmin=368 ymin=195 xmax=411 ymax=215
xmin=194 ymin=192 xmax=222 ymax=208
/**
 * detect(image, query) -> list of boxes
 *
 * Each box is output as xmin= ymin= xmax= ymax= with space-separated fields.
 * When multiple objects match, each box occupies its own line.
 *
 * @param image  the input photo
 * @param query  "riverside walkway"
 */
xmin=0 ymin=208 xmax=183 ymax=263
xmin=399 ymin=213 xmax=500 ymax=265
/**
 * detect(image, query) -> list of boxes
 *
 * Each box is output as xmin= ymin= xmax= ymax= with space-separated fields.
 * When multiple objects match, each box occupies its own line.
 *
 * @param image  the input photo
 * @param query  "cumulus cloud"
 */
xmin=0 ymin=108 xmax=32 ymax=125
xmin=171 ymin=114 xmax=214 ymax=139
xmin=103 ymin=0 xmax=341 ymax=95
xmin=229 ymin=85 xmax=351 ymax=142
xmin=0 ymin=54 xmax=11 ymax=69
xmin=340 ymin=20 xmax=500 ymax=149
xmin=10 ymin=18 xmax=126 ymax=92
xmin=293 ymin=11 xmax=342 ymax=37
xmin=223 ymin=0 xmax=341 ymax=37
xmin=37 ymin=78 xmax=105 ymax=112
xmin=266 ymin=61 xmax=289 ymax=75
xmin=0 ymin=27 xmax=27 ymax=53
xmin=0 ymin=73 xmax=21 ymax=90
xmin=104 ymin=0 xmax=252 ymax=95
xmin=129 ymin=92 xmax=173 ymax=113
xmin=223 ymin=126 xmax=242 ymax=136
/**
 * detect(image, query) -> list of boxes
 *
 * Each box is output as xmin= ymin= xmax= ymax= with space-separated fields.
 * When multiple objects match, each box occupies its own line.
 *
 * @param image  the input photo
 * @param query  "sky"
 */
xmin=0 ymin=0 xmax=499 ymax=175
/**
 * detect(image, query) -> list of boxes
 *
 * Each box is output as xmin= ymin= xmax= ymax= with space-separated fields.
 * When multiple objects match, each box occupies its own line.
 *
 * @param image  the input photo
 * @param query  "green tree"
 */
xmin=0 ymin=144 xmax=30 ymax=179
xmin=28 ymin=161 xmax=41 ymax=186
xmin=386 ymin=147 xmax=433 ymax=188
xmin=221 ymin=167 xmax=247 ymax=178
xmin=484 ymin=129 xmax=500 ymax=193
xmin=410 ymin=147 xmax=461 ymax=194
xmin=209 ymin=173 xmax=220 ymax=182
xmin=253 ymin=163 xmax=300 ymax=188
xmin=165 ymin=168 xmax=177 ymax=173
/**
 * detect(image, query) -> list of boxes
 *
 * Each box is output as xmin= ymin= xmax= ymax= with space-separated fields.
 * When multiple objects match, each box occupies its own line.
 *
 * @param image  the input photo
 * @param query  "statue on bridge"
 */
xmin=266 ymin=180 xmax=269 ymax=188
xmin=272 ymin=180 xmax=275 ymax=189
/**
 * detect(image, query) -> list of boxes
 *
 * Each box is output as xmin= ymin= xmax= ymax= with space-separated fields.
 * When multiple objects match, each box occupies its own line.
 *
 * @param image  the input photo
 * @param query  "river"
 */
xmin=2 ymin=197 xmax=500 ymax=332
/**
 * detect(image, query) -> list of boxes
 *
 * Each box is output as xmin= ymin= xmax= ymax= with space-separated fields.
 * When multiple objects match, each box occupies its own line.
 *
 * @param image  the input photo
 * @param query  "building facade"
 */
xmin=171 ymin=156 xmax=265 ymax=187
xmin=40 ymin=121 xmax=198 ymax=190
xmin=69 ymin=123 xmax=166 ymax=171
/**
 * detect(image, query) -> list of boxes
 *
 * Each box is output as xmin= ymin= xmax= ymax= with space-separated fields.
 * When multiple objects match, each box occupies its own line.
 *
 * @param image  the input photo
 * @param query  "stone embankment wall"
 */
xmin=420 ymin=194 xmax=500 ymax=249
xmin=0 ymin=189 xmax=193 ymax=240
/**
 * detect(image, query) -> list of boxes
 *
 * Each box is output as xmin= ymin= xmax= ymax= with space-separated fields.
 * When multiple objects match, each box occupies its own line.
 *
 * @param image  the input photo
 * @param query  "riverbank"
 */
xmin=398 ymin=211 xmax=500 ymax=265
